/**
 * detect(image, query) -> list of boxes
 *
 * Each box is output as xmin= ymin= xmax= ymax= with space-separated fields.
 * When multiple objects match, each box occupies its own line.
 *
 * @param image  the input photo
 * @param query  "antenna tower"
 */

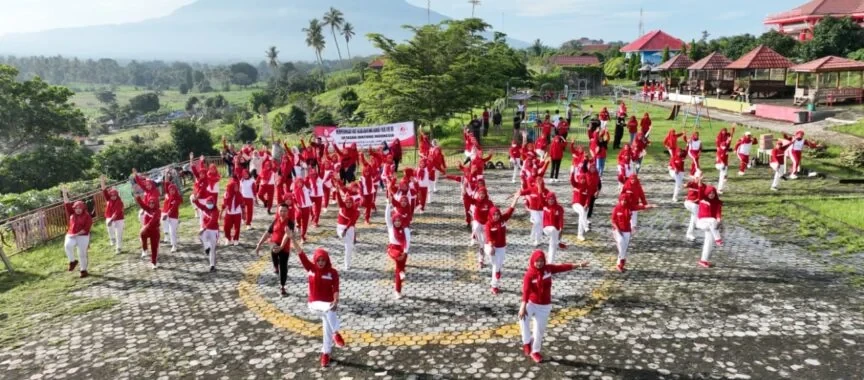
xmin=639 ymin=8 xmax=644 ymax=36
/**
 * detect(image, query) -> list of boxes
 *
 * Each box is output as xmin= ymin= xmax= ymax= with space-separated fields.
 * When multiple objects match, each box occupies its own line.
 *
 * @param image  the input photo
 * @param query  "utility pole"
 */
xmin=639 ymin=8 xmax=644 ymax=36
xmin=469 ymin=0 xmax=481 ymax=18
xmin=427 ymin=0 xmax=431 ymax=24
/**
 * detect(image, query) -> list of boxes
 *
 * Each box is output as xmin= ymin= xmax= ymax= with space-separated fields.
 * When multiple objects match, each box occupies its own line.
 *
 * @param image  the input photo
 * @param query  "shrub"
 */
xmin=309 ymin=109 xmax=336 ymax=126
xmin=0 ymin=140 xmax=94 ymax=194
xmin=93 ymin=141 xmax=177 ymax=180
xmin=170 ymin=120 xmax=217 ymax=159
xmin=839 ymin=143 xmax=864 ymax=168
xmin=233 ymin=122 xmax=258 ymax=144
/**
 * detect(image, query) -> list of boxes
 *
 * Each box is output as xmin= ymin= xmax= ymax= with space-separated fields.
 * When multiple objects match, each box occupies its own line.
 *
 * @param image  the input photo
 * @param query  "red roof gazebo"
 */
xmin=686 ymin=52 xmax=734 ymax=95
xmin=726 ymin=45 xmax=794 ymax=99
xmin=791 ymin=56 xmax=864 ymax=105
xmin=655 ymin=54 xmax=694 ymax=88
xmin=764 ymin=0 xmax=864 ymax=41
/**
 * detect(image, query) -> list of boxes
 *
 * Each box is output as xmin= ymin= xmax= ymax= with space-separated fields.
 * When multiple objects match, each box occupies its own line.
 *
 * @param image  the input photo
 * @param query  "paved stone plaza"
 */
xmin=1 ymin=166 xmax=863 ymax=380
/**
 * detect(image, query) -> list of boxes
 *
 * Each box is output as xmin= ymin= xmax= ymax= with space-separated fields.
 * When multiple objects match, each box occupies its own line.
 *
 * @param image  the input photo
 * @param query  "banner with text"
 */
xmin=313 ymin=121 xmax=416 ymax=148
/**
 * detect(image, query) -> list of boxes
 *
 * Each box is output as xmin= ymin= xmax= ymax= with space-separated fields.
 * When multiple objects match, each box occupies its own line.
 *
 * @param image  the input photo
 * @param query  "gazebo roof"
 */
xmin=687 ymin=52 xmax=732 ymax=70
xmin=726 ymin=45 xmax=793 ymax=70
xmin=765 ymin=0 xmax=864 ymax=23
xmin=620 ymin=30 xmax=685 ymax=52
xmin=790 ymin=55 xmax=864 ymax=72
xmin=656 ymin=54 xmax=695 ymax=70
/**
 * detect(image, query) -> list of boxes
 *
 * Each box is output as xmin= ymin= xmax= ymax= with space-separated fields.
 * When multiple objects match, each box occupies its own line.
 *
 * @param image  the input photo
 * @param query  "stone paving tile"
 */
xmin=1 ymin=166 xmax=863 ymax=379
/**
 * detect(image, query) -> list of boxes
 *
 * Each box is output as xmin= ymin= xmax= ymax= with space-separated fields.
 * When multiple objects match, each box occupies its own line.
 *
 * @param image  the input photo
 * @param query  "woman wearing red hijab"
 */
xmin=569 ymin=170 xmax=591 ymax=242
xmin=191 ymin=194 xmax=220 ymax=272
xmin=625 ymin=116 xmax=638 ymax=149
xmin=541 ymin=192 xmax=567 ymax=263
xmin=134 ymin=193 xmax=161 ymax=269
xmin=221 ymin=174 xmax=243 ymax=246
xmin=715 ymin=127 xmax=735 ymax=194
xmin=292 ymin=177 xmax=314 ymax=243
xmin=61 ymin=187 xmax=93 ymax=278
xmin=639 ymin=113 xmax=652 ymax=141
xmin=518 ymin=250 xmax=589 ymax=363
xmin=484 ymin=194 xmax=520 ymax=294
xmin=385 ymin=188 xmax=410 ymax=299
xmin=684 ymin=132 xmax=702 ymax=176
xmin=621 ymin=174 xmax=649 ymax=234
xmin=257 ymin=160 xmax=277 ymax=214
xmin=254 ymin=203 xmax=295 ymax=296
xmin=331 ymin=179 xmax=360 ymax=269
xmin=162 ymin=177 xmax=182 ymax=253
xmin=100 ymin=175 xmax=125 ymax=254
xmin=598 ymin=107 xmax=610 ymax=130
xmin=696 ymin=186 xmax=723 ymax=268
xmin=616 ymin=144 xmax=633 ymax=188
xmin=292 ymin=245 xmax=345 ymax=368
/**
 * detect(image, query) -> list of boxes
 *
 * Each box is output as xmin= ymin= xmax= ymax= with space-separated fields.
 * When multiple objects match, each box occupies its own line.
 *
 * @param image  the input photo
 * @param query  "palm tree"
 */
xmin=468 ymin=0 xmax=481 ymax=17
xmin=322 ymin=7 xmax=345 ymax=67
xmin=341 ymin=22 xmax=355 ymax=61
xmin=303 ymin=19 xmax=327 ymax=84
xmin=265 ymin=46 xmax=279 ymax=71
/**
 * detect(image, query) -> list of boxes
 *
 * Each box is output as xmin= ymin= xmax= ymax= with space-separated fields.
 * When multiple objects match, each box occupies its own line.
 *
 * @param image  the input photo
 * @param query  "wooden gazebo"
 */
xmin=656 ymin=54 xmax=694 ymax=89
xmin=726 ymin=45 xmax=794 ymax=100
xmin=791 ymin=56 xmax=864 ymax=105
xmin=687 ymin=52 xmax=734 ymax=95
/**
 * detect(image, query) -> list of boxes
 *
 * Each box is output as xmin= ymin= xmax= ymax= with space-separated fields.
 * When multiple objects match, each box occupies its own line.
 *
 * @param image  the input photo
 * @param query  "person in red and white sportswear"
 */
xmin=332 ymin=179 xmax=360 ymax=269
xmin=134 ymin=193 xmax=161 ymax=269
xmin=191 ymin=194 xmax=220 ymax=272
xmin=61 ymin=187 xmax=93 ymax=278
xmin=471 ymin=186 xmax=494 ymax=269
xmin=358 ymin=164 xmax=377 ymax=224
xmin=416 ymin=159 xmax=433 ymax=213
xmin=621 ymin=174 xmax=649 ymax=234
xmin=783 ymin=130 xmax=821 ymax=179
xmin=541 ymin=192 xmax=567 ymax=263
xmin=257 ymin=160 xmax=277 ymax=214
xmin=518 ymin=250 xmax=589 ymax=363
xmin=611 ymin=194 xmax=651 ymax=273
xmin=684 ymin=132 xmax=702 ymax=176
xmin=509 ymin=139 xmax=523 ymax=183
xmin=569 ymin=170 xmax=591 ymax=242
xmin=616 ymin=144 xmax=633 ymax=189
xmin=306 ymin=167 xmax=325 ymax=228
xmin=292 ymin=177 xmax=314 ymax=243
xmin=683 ymin=171 xmax=705 ymax=241
xmin=734 ymin=132 xmax=754 ymax=176
xmin=770 ymin=139 xmax=792 ymax=191
xmin=484 ymin=194 xmax=520 ymax=294
xmin=668 ymin=146 xmax=687 ymax=202
xmin=132 ymin=167 xmax=160 ymax=224
xmin=389 ymin=179 xmax=415 ymax=254
xmin=696 ymin=186 xmax=724 ymax=268
xmin=715 ymin=126 xmax=735 ymax=194
xmin=291 ymin=243 xmax=345 ymax=368
xmin=161 ymin=178 xmax=182 ymax=253
xmin=238 ymin=169 xmax=256 ymax=230
xmin=385 ymin=187 xmax=410 ymax=299
xmin=221 ymin=174 xmax=243 ymax=246
xmin=255 ymin=203 xmax=295 ymax=296
xmin=100 ymin=175 xmax=125 ymax=254
xmin=520 ymin=176 xmax=550 ymax=247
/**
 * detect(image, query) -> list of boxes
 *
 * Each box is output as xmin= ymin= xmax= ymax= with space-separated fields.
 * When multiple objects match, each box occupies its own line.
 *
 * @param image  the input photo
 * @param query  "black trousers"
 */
xmin=550 ymin=159 xmax=562 ymax=179
xmin=393 ymin=158 xmax=400 ymax=173
xmin=613 ymin=124 xmax=625 ymax=149
xmin=271 ymin=251 xmax=290 ymax=287
xmin=341 ymin=164 xmax=357 ymax=184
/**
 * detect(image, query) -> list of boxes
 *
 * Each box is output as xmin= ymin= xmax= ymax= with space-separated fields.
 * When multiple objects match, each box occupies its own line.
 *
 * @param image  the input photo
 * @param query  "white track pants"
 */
xmin=309 ymin=301 xmax=341 ymax=354
xmin=542 ymin=226 xmax=560 ymax=263
xmin=613 ymin=230 xmax=631 ymax=262
xmin=486 ymin=245 xmax=506 ymax=287
xmin=528 ymin=210 xmax=543 ymax=243
xmin=571 ymin=204 xmax=587 ymax=239
xmin=716 ymin=163 xmax=728 ymax=192
xmin=697 ymin=218 xmax=721 ymax=262
xmin=336 ymin=224 xmax=355 ymax=269
xmin=511 ymin=158 xmax=522 ymax=182
xmin=164 ymin=218 xmax=179 ymax=248
xmin=200 ymin=229 xmax=219 ymax=266
xmin=669 ymin=170 xmax=684 ymax=200
xmin=684 ymin=201 xmax=698 ymax=237
xmin=771 ymin=162 xmax=785 ymax=189
xmin=106 ymin=219 xmax=124 ymax=250
xmin=471 ymin=221 xmax=487 ymax=262
xmin=519 ymin=302 xmax=552 ymax=354
xmin=64 ymin=234 xmax=90 ymax=271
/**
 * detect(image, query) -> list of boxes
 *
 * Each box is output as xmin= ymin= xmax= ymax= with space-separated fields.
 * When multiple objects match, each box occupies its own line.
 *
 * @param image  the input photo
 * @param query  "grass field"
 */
xmin=802 ymin=198 xmax=864 ymax=229
xmin=100 ymin=124 xmax=173 ymax=144
xmin=827 ymin=121 xmax=864 ymax=139
xmin=0 ymin=201 xmax=199 ymax=347
xmin=71 ymin=86 xmax=262 ymax=118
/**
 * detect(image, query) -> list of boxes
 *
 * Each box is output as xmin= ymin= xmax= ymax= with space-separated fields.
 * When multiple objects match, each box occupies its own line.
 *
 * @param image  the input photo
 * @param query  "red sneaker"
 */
xmin=333 ymin=333 xmax=345 ymax=348
xmin=491 ymin=287 xmax=500 ymax=295
xmin=79 ymin=270 xmax=89 ymax=278
xmin=558 ymin=243 xmax=567 ymax=249
xmin=495 ymin=271 xmax=502 ymax=280
xmin=320 ymin=353 xmax=330 ymax=367
xmin=68 ymin=260 xmax=78 ymax=272
xmin=698 ymin=260 xmax=713 ymax=268
xmin=616 ymin=259 xmax=627 ymax=273
xmin=531 ymin=352 xmax=543 ymax=363
xmin=714 ymin=239 xmax=724 ymax=247
xmin=522 ymin=341 xmax=532 ymax=355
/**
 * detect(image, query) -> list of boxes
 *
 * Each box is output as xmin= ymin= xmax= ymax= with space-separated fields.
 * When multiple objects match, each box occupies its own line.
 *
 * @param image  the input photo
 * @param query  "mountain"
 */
xmin=0 ymin=0 xmax=527 ymax=62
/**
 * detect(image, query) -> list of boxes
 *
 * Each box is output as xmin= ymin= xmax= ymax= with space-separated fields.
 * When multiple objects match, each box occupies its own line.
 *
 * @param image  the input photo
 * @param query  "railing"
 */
xmin=0 ymin=156 xmax=226 ymax=259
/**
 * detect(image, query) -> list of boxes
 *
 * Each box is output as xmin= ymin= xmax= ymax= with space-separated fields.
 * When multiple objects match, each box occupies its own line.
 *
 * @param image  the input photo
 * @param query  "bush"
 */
xmin=839 ymin=143 xmax=864 ymax=168
xmin=309 ymin=109 xmax=336 ymax=126
xmin=0 ymin=178 xmax=102 ymax=219
xmin=803 ymin=140 xmax=829 ymax=159
xmin=128 ymin=93 xmax=161 ymax=114
xmin=179 ymin=83 xmax=190 ymax=95
xmin=249 ymin=91 xmax=274 ymax=113
xmin=0 ymin=139 xmax=94 ymax=194
xmin=93 ymin=141 xmax=177 ymax=180
xmin=170 ymin=120 xmax=217 ymax=159
xmin=280 ymin=106 xmax=308 ymax=133
xmin=233 ymin=122 xmax=258 ymax=143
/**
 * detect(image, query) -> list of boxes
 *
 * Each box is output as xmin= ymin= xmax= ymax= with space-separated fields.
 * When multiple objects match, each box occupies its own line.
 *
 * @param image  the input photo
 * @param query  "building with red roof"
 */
xmin=764 ymin=0 xmax=864 ymax=41
xmin=368 ymin=58 xmax=386 ymax=70
xmin=549 ymin=55 xmax=601 ymax=67
xmin=727 ymin=45 xmax=795 ymax=98
xmin=619 ymin=30 xmax=685 ymax=65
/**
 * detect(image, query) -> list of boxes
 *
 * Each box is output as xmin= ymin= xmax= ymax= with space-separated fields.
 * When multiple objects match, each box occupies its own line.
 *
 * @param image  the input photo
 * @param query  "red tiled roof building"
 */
xmin=549 ymin=55 xmax=601 ymax=67
xmin=764 ymin=0 xmax=864 ymax=41
xmin=619 ymin=30 xmax=685 ymax=65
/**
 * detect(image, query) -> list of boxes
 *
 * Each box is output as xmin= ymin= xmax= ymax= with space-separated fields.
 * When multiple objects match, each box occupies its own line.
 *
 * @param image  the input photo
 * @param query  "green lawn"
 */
xmin=802 ymin=198 xmax=864 ymax=229
xmin=100 ymin=124 xmax=173 ymax=144
xmin=72 ymin=86 xmax=262 ymax=118
xmin=827 ymin=121 xmax=864 ymax=139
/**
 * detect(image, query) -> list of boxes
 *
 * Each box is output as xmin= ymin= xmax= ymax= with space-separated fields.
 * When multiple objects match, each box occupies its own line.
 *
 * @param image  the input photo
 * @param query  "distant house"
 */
xmin=549 ymin=55 xmax=601 ymax=67
xmin=368 ymin=58 xmax=386 ymax=71
xmin=581 ymin=44 xmax=612 ymax=53
xmin=619 ymin=30 xmax=685 ymax=65
xmin=764 ymin=0 xmax=864 ymax=41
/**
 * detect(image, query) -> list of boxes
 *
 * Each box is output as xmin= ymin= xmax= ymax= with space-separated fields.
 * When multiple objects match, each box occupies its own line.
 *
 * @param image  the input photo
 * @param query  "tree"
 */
xmin=95 ymin=90 xmax=116 ymax=104
xmin=603 ymin=56 xmax=625 ymax=79
xmin=185 ymin=69 xmax=194 ymax=90
xmin=266 ymin=46 xmax=280 ymax=72
xmin=342 ymin=22 xmax=356 ymax=61
xmin=249 ymin=91 xmax=274 ymax=113
xmin=169 ymin=120 xmax=216 ymax=159
xmin=560 ymin=40 xmax=583 ymax=52
xmin=233 ymin=122 xmax=258 ymax=143
xmin=204 ymin=94 xmax=227 ymax=109
xmin=0 ymin=139 xmax=93 ymax=193
xmin=531 ymin=39 xmax=544 ymax=57
xmin=849 ymin=48 xmax=864 ymax=61
xmin=339 ymin=88 xmax=360 ymax=118
xmin=0 ymin=65 xmax=87 ymax=163
xmin=193 ymin=70 xmax=206 ymax=84
xmin=94 ymin=141 xmax=176 ymax=180
xmin=660 ymin=46 xmax=671 ymax=63
xmin=281 ymin=106 xmax=308 ymax=132
xmin=128 ymin=92 xmax=161 ymax=114
xmin=353 ymin=61 xmax=369 ymax=81
xmin=229 ymin=62 xmax=259 ymax=86
xmin=179 ymin=83 xmax=190 ymax=95
xmin=196 ymin=78 xmax=213 ymax=93
xmin=680 ymin=43 xmax=688 ymax=58
xmin=758 ymin=30 xmax=798 ymax=58
xmin=303 ymin=19 xmax=327 ymax=84
xmin=322 ymin=7 xmax=346 ymax=67
xmin=361 ymin=19 xmax=528 ymax=125
xmin=310 ymin=109 xmax=336 ymax=126
xmin=798 ymin=16 xmax=864 ymax=61
xmin=185 ymin=96 xmax=200 ymax=112
xmin=626 ymin=56 xmax=640 ymax=80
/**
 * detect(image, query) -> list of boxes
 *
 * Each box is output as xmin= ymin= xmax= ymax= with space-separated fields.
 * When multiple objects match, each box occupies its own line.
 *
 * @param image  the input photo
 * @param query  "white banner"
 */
xmin=314 ymin=121 xmax=416 ymax=148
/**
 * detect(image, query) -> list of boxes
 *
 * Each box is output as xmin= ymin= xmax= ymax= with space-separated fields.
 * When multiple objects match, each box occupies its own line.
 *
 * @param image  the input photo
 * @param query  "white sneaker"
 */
xmin=789 ymin=174 xmax=798 ymax=179
xmin=394 ymin=291 xmax=402 ymax=299
xmin=469 ymin=239 xmax=476 ymax=247
xmin=738 ymin=171 xmax=745 ymax=176
xmin=170 ymin=247 xmax=177 ymax=253
xmin=115 ymin=248 xmax=121 ymax=254
xmin=141 ymin=250 xmax=147 ymax=258
xmin=672 ymin=197 xmax=678 ymax=203
xmin=686 ymin=234 xmax=696 ymax=241
xmin=533 ymin=240 xmax=540 ymax=247
xmin=233 ymin=241 xmax=239 ymax=246
xmin=577 ymin=236 xmax=586 ymax=242
xmin=717 ymin=190 xmax=724 ymax=195
xmin=771 ymin=187 xmax=778 ymax=191
xmin=399 ymin=271 xmax=406 ymax=280
xmin=151 ymin=263 xmax=158 ymax=270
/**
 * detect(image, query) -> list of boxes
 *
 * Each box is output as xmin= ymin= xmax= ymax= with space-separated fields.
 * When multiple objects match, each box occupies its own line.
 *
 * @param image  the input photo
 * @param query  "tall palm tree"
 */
xmin=265 ymin=46 xmax=279 ymax=71
xmin=341 ymin=22 xmax=355 ymax=61
xmin=322 ymin=7 xmax=345 ymax=68
xmin=303 ymin=19 xmax=327 ymax=84
xmin=468 ymin=0 xmax=481 ymax=17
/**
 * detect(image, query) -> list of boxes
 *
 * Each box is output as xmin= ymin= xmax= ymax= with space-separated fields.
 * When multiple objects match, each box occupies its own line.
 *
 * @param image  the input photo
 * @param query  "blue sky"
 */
xmin=0 ymin=0 xmax=799 ymax=45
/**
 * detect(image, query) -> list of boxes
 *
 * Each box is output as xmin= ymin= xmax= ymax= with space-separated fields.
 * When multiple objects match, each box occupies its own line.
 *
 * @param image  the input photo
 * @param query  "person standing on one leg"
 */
xmin=541 ymin=193 xmax=567 ymax=263
xmin=292 ymin=244 xmax=346 ymax=368
xmin=134 ymin=194 xmax=161 ymax=269
xmin=696 ymin=186 xmax=724 ymax=268
xmin=255 ymin=204 xmax=295 ymax=296
xmin=100 ymin=175 xmax=125 ymax=254
xmin=61 ymin=187 xmax=93 ymax=278
xmin=735 ymin=132 xmax=754 ymax=176
xmin=161 ymin=181 xmax=182 ymax=253
xmin=519 ymin=250 xmax=589 ymax=363
xmin=684 ymin=132 xmax=702 ymax=176
xmin=684 ymin=171 xmax=705 ymax=241
xmin=292 ymin=178 xmax=314 ymax=243
xmin=484 ymin=194 xmax=520 ymax=295
xmin=715 ymin=126 xmax=735 ymax=194
xmin=239 ymin=170 xmax=256 ymax=230
xmin=221 ymin=174 xmax=243 ymax=246
xmin=191 ymin=195 xmax=220 ymax=272
xmin=770 ymin=139 xmax=792 ymax=191
xmin=569 ymin=172 xmax=590 ymax=242
xmin=668 ymin=147 xmax=686 ymax=202
xmin=783 ymin=130 xmax=821 ymax=179
xmin=332 ymin=180 xmax=360 ymax=270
